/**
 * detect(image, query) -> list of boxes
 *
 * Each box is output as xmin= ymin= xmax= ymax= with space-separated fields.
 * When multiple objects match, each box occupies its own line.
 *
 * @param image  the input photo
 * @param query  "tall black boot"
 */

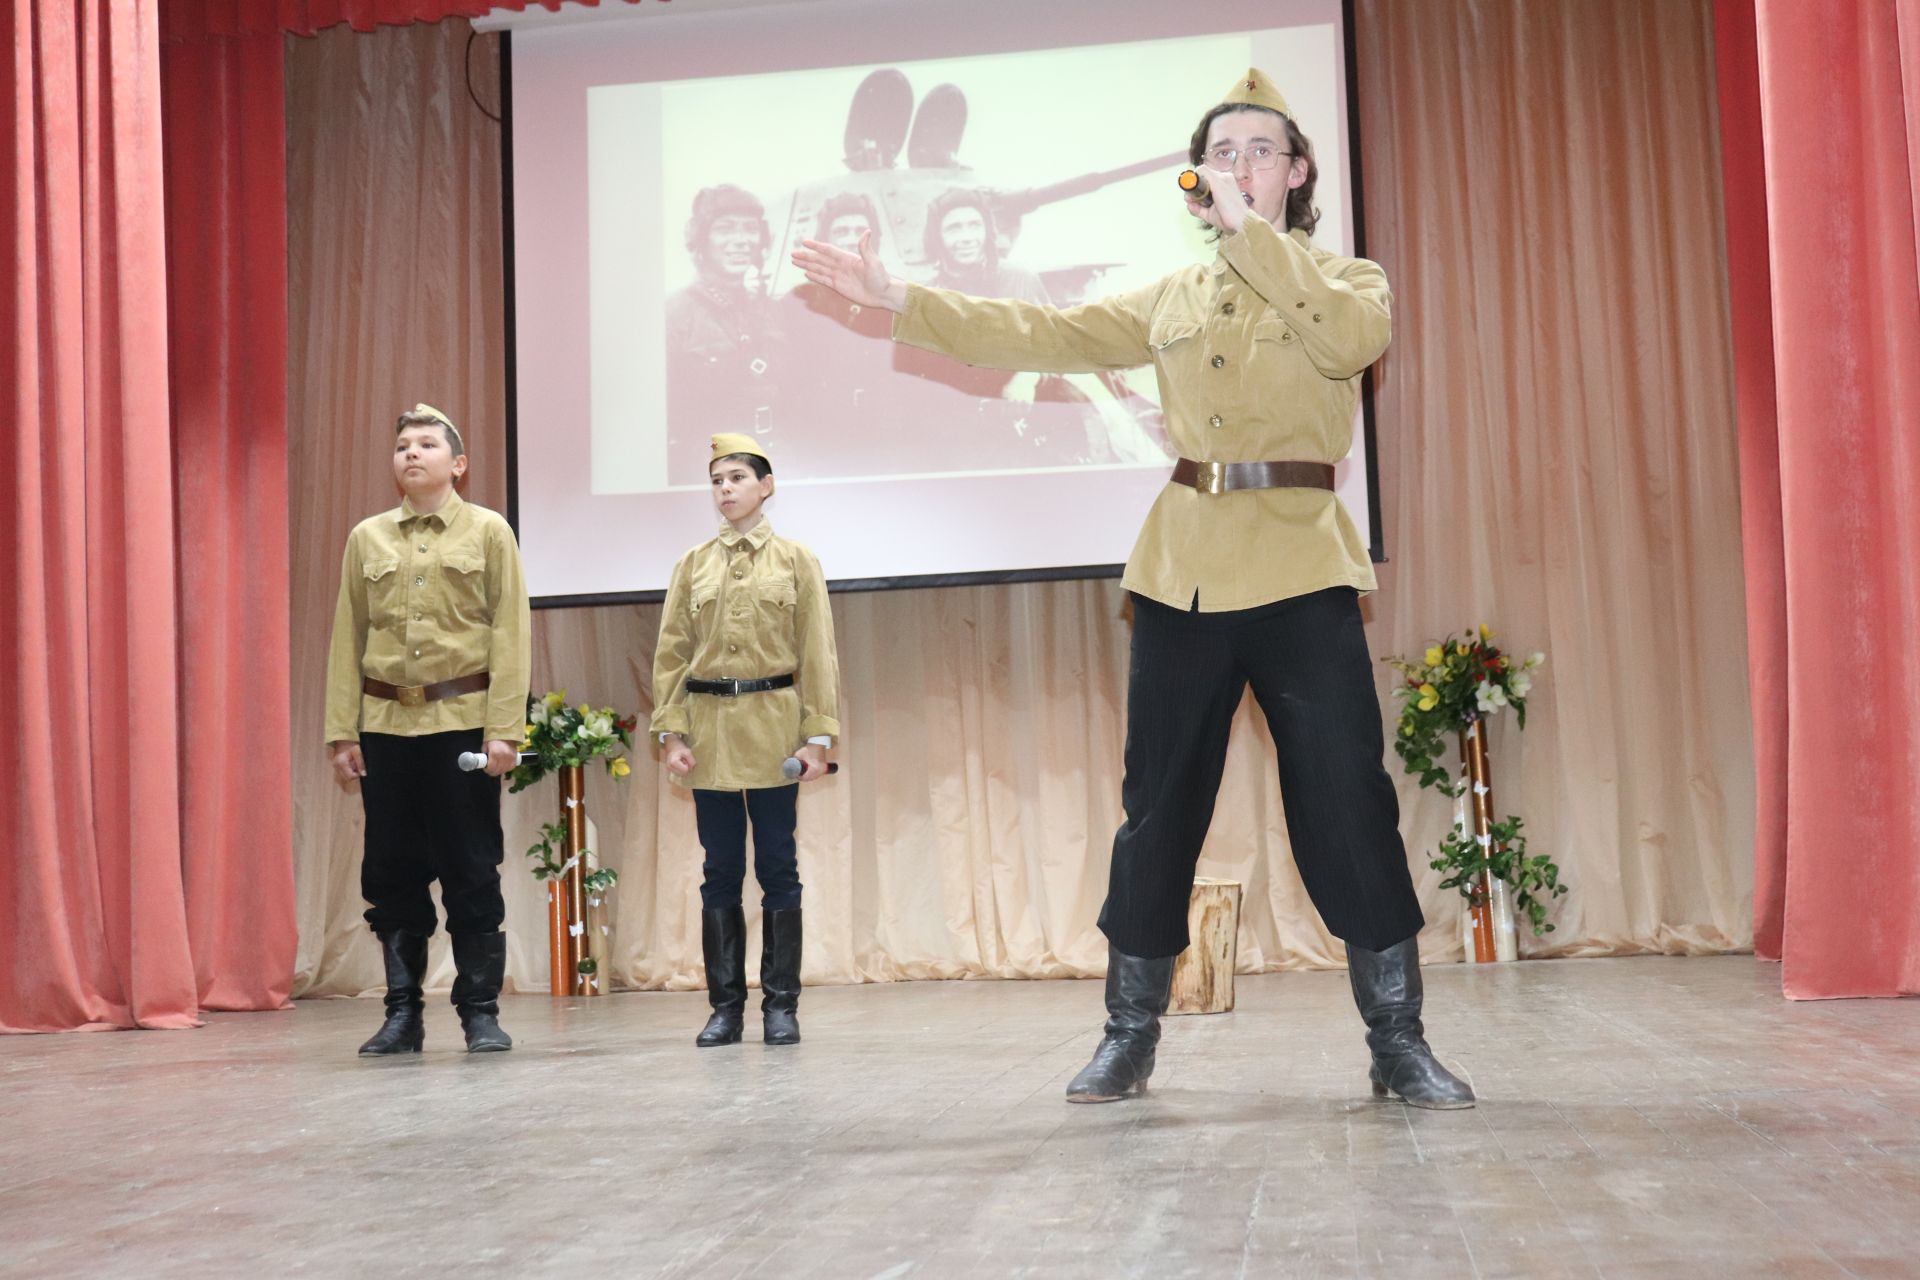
xmin=358 ymin=930 xmax=428 ymax=1056
xmin=1347 ymin=937 xmax=1474 ymax=1109
xmin=1065 ymin=946 xmax=1175 ymax=1103
xmin=697 ymin=907 xmax=747 ymax=1047
xmin=450 ymin=931 xmax=513 ymax=1053
xmin=761 ymin=908 xmax=803 ymax=1045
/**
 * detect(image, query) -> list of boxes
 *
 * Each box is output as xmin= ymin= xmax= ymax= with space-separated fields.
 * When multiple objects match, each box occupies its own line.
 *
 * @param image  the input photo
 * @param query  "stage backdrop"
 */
xmin=286 ymin=0 xmax=1752 ymax=1000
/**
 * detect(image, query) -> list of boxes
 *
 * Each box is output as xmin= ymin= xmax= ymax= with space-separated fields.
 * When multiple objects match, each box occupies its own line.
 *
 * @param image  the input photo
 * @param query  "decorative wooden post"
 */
xmin=1458 ymin=718 xmax=1497 ymax=964
xmin=549 ymin=764 xmax=595 ymax=997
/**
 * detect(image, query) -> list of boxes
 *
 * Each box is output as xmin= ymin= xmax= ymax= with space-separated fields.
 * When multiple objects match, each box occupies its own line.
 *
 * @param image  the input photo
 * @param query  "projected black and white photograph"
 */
xmin=515 ymin=2 xmax=1356 ymax=596
xmin=591 ymin=36 xmax=1339 ymax=491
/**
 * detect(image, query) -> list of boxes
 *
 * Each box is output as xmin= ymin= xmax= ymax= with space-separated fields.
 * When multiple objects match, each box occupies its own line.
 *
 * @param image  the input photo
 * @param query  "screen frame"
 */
xmin=500 ymin=4 xmax=1384 ymax=608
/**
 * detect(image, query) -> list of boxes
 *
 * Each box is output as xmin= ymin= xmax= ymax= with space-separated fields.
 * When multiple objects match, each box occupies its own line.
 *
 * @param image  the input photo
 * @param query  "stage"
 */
xmin=3 ymin=955 xmax=1915 ymax=1277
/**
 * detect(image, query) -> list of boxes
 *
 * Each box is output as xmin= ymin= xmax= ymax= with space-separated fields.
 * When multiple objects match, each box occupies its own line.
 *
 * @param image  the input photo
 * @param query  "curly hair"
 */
xmin=1186 ymin=103 xmax=1320 ymax=236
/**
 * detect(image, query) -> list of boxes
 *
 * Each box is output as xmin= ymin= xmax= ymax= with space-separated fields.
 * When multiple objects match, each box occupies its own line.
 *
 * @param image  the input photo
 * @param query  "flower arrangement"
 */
xmin=508 ymin=691 xmax=635 ymax=920
xmin=1384 ymin=625 xmax=1543 ymax=798
xmin=508 ymin=691 xmax=636 ymax=793
xmin=1384 ymin=626 xmax=1565 ymax=937
xmin=1430 ymin=815 xmax=1567 ymax=935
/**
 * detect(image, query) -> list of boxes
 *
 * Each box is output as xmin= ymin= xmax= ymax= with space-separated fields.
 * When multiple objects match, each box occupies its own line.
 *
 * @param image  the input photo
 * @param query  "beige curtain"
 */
xmin=286 ymin=1 xmax=1751 ymax=999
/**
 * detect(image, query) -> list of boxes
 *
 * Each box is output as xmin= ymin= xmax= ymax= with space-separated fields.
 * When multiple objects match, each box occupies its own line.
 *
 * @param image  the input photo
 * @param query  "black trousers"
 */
xmin=693 ymin=786 xmax=802 ymax=911
xmin=359 ymin=728 xmax=506 ymax=938
xmin=1097 ymin=587 xmax=1425 ymax=959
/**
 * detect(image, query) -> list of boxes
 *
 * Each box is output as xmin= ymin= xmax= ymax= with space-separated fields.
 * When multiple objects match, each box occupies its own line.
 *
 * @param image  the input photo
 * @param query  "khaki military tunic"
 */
xmin=650 ymin=519 xmax=841 ymax=790
xmin=893 ymin=212 xmax=1386 ymax=612
xmin=323 ymin=491 xmax=532 ymax=744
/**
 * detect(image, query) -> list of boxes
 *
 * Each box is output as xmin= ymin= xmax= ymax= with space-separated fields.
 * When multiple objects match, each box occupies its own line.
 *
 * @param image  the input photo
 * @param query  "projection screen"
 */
xmin=490 ymin=0 xmax=1374 ymax=603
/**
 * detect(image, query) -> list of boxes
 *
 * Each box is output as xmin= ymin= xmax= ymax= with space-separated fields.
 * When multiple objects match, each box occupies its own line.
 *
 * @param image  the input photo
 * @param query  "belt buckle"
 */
xmin=395 ymin=684 xmax=427 ymax=708
xmin=1198 ymin=460 xmax=1227 ymax=495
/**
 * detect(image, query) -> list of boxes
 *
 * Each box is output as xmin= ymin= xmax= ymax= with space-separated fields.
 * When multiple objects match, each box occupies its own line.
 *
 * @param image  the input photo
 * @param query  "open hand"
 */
xmin=791 ymin=231 xmax=907 ymax=312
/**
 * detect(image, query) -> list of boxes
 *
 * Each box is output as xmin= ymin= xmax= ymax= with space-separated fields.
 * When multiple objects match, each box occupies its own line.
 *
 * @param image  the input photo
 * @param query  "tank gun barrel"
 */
xmin=992 ymin=151 xmax=1189 ymax=216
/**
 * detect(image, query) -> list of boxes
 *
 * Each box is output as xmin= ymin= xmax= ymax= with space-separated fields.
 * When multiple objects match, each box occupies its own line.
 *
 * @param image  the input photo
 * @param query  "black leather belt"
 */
xmin=686 ymin=674 xmax=795 ymax=697
xmin=1171 ymin=459 xmax=1336 ymax=495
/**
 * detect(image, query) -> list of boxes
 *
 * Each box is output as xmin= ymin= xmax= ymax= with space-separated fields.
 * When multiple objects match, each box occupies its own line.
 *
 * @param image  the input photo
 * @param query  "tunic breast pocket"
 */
xmin=1148 ymin=316 xmax=1203 ymax=354
xmin=440 ymin=550 xmax=490 ymax=620
xmin=751 ymin=577 xmax=798 ymax=650
xmin=362 ymin=557 xmax=401 ymax=627
xmin=1251 ymin=316 xmax=1298 ymax=351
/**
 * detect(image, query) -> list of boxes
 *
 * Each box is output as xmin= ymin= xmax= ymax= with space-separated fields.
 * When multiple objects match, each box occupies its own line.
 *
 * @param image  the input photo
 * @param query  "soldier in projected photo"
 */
xmin=777 ymin=191 xmax=904 ymax=478
xmin=894 ymin=188 xmax=1095 ymax=469
xmin=665 ymin=184 xmax=787 ymax=485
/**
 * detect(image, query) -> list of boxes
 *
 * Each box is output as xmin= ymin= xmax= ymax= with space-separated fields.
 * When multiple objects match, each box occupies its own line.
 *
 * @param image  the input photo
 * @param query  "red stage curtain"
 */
xmin=161 ymin=0 xmax=645 ymax=41
xmin=161 ymin=31 xmax=299 ymax=1013
xmin=1718 ymin=0 xmax=1920 ymax=999
xmin=2 ymin=0 xmax=201 ymax=1031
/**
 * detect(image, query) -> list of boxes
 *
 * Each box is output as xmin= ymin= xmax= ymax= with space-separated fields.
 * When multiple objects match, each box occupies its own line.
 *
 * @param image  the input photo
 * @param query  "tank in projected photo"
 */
xmin=759 ymin=69 xmax=1180 ymax=481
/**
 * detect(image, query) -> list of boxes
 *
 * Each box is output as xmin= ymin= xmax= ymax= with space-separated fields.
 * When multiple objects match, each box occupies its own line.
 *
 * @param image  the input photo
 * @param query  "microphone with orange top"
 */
xmin=1177 ymin=168 xmax=1213 ymax=207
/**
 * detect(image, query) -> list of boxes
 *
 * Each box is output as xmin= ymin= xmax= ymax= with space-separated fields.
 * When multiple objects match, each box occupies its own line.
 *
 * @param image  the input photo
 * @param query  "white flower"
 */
xmin=529 ymin=703 xmax=549 ymax=727
xmin=1510 ymin=671 xmax=1533 ymax=698
xmin=1526 ymin=652 xmax=1546 ymax=669
xmin=1475 ymin=684 xmax=1511 ymax=715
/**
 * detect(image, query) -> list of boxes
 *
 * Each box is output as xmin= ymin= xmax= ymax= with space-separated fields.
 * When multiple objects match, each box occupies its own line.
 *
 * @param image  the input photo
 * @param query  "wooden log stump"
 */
xmin=1167 ymin=878 xmax=1242 ymax=1015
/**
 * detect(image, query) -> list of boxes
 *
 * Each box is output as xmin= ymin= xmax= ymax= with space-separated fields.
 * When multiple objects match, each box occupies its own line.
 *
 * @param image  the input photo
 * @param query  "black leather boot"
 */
xmin=451 ymin=931 xmax=513 ymax=1053
xmin=1347 ymin=937 xmax=1475 ymax=1109
xmin=761 ymin=908 xmax=803 ymax=1046
xmin=1065 ymin=946 xmax=1175 ymax=1102
xmin=358 ymin=930 xmax=428 ymax=1056
xmin=696 ymin=907 xmax=747 ymax=1047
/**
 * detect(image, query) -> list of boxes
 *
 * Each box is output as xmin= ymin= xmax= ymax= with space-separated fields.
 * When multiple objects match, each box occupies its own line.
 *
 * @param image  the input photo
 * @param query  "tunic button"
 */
xmin=1221 ymin=302 xmax=1235 ymax=315
xmin=413 ymin=613 xmax=422 ymax=622
xmin=1312 ymin=313 xmax=1323 ymax=322
xmin=729 ymin=644 xmax=739 ymax=653
xmin=414 ymin=576 xmax=425 ymax=587
xmin=1211 ymin=355 xmax=1225 ymax=369
xmin=733 ymin=570 xmax=744 ymax=579
xmin=418 ymin=544 xmax=427 ymax=553
xmin=1209 ymin=414 xmax=1224 ymax=428
xmin=1296 ymin=301 xmax=1306 ymax=309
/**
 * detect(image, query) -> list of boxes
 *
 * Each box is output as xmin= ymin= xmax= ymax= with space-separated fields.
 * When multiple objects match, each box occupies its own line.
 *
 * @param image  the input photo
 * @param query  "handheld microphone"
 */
xmin=781 ymin=757 xmax=841 ymax=780
xmin=458 ymin=750 xmax=538 ymax=772
xmin=1177 ymin=168 xmax=1213 ymax=207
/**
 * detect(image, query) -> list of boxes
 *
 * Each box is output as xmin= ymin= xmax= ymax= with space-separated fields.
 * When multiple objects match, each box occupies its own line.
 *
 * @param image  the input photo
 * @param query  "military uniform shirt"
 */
xmin=650 ymin=519 xmax=841 ymax=790
xmin=323 ymin=490 xmax=532 ymax=744
xmin=893 ymin=212 xmax=1386 ymax=612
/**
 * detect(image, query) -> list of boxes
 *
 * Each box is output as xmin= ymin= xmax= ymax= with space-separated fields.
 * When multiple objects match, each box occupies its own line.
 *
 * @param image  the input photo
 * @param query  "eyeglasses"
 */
xmin=1204 ymin=145 xmax=1291 ymax=172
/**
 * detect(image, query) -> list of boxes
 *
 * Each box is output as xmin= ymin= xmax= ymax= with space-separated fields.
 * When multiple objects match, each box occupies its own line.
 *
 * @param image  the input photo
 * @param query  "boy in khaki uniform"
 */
xmin=325 ymin=404 xmax=531 ymax=1056
xmin=652 ymin=433 xmax=840 ymax=1047
xmin=793 ymin=70 xmax=1473 ymax=1108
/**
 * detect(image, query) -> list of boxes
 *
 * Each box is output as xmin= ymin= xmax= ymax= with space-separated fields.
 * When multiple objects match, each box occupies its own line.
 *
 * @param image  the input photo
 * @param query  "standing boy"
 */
xmin=652 ymin=434 xmax=840 ymax=1047
xmin=325 ymin=404 xmax=531 ymax=1056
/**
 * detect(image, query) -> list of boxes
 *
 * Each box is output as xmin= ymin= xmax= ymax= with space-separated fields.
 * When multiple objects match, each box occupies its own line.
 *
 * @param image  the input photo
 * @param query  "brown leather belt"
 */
xmin=363 ymin=671 xmax=490 ymax=708
xmin=1171 ymin=459 xmax=1336 ymax=495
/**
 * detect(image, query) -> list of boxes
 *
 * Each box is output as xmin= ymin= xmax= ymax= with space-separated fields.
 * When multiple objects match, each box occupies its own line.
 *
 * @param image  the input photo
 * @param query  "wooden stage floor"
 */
xmin=4 ymin=955 xmax=1916 ymax=1278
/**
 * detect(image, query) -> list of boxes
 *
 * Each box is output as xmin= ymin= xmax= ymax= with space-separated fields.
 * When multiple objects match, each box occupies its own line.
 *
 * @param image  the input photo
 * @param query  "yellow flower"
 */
xmin=544 ymin=691 xmax=565 ymax=710
xmin=609 ymin=756 xmax=631 ymax=779
xmin=1479 ymin=623 xmax=1493 ymax=642
xmin=524 ymin=723 xmax=537 ymax=738
xmin=1417 ymin=683 xmax=1439 ymax=712
xmin=1424 ymin=646 xmax=1444 ymax=667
